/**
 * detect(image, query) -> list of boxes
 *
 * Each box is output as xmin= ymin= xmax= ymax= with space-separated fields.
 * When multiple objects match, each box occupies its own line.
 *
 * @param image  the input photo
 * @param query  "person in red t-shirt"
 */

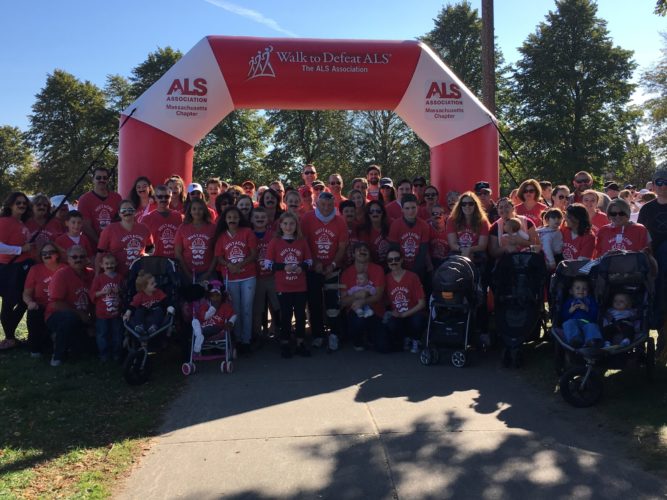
xmin=561 ymin=204 xmax=596 ymax=260
xmin=300 ymin=191 xmax=349 ymax=350
xmin=328 ymin=174 xmax=347 ymax=209
xmin=142 ymin=184 xmax=184 ymax=259
xmin=360 ymin=200 xmax=391 ymax=268
xmin=447 ymin=192 xmax=490 ymax=260
xmin=123 ymin=270 xmax=172 ymax=334
xmin=366 ymin=165 xmax=382 ymax=201
xmin=77 ymin=167 xmax=122 ymax=243
xmin=388 ymin=194 xmax=431 ymax=281
xmin=515 ymin=179 xmax=548 ymax=227
xmin=45 ymin=245 xmax=95 ymax=366
xmin=265 ymin=212 xmax=312 ymax=357
xmin=384 ymin=179 xmax=413 ymax=222
xmin=25 ymin=193 xmax=64 ymax=255
xmin=23 ymin=242 xmax=66 ymax=356
xmin=595 ymin=199 xmax=650 ymax=257
xmin=340 ymin=241 xmax=386 ymax=350
xmin=341 ymin=200 xmax=364 ymax=268
xmin=383 ymin=246 xmax=427 ymax=353
xmin=251 ymin=208 xmax=280 ymax=342
xmin=581 ymin=189 xmax=609 ymax=236
xmin=175 ymin=198 xmax=217 ymax=283
xmin=214 ymin=206 xmax=258 ymax=354
xmin=429 ymin=205 xmax=449 ymax=270
xmin=55 ymin=210 xmax=95 ymax=261
xmin=89 ymin=253 xmax=124 ymax=361
xmin=0 ymin=191 xmax=33 ymax=350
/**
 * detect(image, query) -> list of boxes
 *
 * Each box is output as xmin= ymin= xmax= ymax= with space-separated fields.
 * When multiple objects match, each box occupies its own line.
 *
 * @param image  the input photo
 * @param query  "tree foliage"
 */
xmin=656 ymin=0 xmax=667 ymax=16
xmin=27 ymin=70 xmax=117 ymax=196
xmin=129 ymin=47 xmax=182 ymax=99
xmin=642 ymin=32 xmax=667 ymax=159
xmin=0 ymin=126 xmax=37 ymax=200
xmin=507 ymin=0 xmax=638 ymax=185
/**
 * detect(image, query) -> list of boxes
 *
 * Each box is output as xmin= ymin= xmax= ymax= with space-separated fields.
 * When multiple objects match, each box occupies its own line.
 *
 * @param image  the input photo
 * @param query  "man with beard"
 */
xmin=77 ymin=167 xmax=122 ymax=244
xmin=568 ymin=170 xmax=610 ymax=211
xmin=366 ymin=165 xmax=382 ymax=201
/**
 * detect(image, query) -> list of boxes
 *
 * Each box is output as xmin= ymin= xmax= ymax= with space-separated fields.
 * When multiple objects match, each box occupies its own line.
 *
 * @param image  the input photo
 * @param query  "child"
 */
xmin=89 ymin=254 xmax=124 ymax=361
xmin=500 ymin=217 xmax=530 ymax=253
xmin=55 ymin=210 xmax=95 ymax=260
xmin=537 ymin=208 xmax=564 ymax=270
xmin=251 ymin=207 xmax=280 ymax=342
xmin=123 ymin=270 xmax=172 ymax=334
xmin=265 ymin=212 xmax=312 ymax=358
xmin=602 ymin=292 xmax=639 ymax=348
xmin=192 ymin=281 xmax=237 ymax=354
xmin=561 ymin=278 xmax=603 ymax=347
xmin=346 ymin=272 xmax=376 ymax=318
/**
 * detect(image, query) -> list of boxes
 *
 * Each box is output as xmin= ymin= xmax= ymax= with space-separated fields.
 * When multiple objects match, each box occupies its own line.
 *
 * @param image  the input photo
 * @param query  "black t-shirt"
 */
xmin=638 ymin=199 xmax=667 ymax=252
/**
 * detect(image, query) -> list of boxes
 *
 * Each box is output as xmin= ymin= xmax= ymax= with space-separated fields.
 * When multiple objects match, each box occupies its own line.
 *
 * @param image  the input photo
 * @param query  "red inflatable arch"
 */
xmin=118 ymin=36 xmax=498 ymax=197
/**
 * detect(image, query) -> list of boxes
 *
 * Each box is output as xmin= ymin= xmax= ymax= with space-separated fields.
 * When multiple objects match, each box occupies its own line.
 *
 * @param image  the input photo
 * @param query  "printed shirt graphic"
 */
xmin=98 ymin=222 xmax=153 ymax=274
xmin=77 ymin=191 xmax=123 ymax=235
xmin=363 ymin=227 xmax=391 ymax=264
xmin=214 ymin=227 xmax=258 ymax=281
xmin=89 ymin=273 xmax=125 ymax=319
xmin=131 ymin=289 xmax=167 ymax=309
xmin=446 ymin=219 xmax=489 ymax=249
xmin=254 ymin=229 xmax=275 ymax=278
xmin=143 ymin=210 xmax=184 ymax=258
xmin=266 ymin=237 xmax=312 ymax=293
xmin=26 ymin=218 xmax=64 ymax=251
xmin=45 ymin=265 xmax=94 ymax=321
xmin=202 ymin=301 xmax=235 ymax=328
xmin=429 ymin=224 xmax=450 ymax=261
xmin=385 ymin=270 xmax=424 ymax=313
xmin=301 ymin=212 xmax=348 ymax=266
xmin=0 ymin=217 xmax=31 ymax=264
xmin=25 ymin=263 xmax=66 ymax=307
xmin=388 ymin=218 xmax=431 ymax=269
xmin=175 ymin=222 xmax=216 ymax=273
xmin=595 ymin=223 xmax=649 ymax=257
xmin=341 ymin=263 xmax=385 ymax=316
xmin=560 ymin=227 xmax=595 ymax=260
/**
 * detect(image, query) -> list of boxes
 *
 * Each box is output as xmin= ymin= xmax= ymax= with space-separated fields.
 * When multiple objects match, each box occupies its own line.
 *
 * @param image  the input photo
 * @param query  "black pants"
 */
xmin=0 ymin=260 xmax=33 ymax=340
xmin=306 ymin=270 xmax=340 ymax=339
xmin=27 ymin=307 xmax=51 ymax=354
xmin=278 ymin=291 xmax=307 ymax=342
xmin=47 ymin=310 xmax=89 ymax=362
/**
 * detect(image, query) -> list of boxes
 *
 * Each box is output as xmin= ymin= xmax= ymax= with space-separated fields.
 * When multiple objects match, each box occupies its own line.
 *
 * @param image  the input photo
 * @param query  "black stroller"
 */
xmin=122 ymin=256 xmax=180 ymax=385
xmin=420 ymin=255 xmax=480 ymax=368
xmin=492 ymin=252 xmax=548 ymax=368
xmin=550 ymin=252 xmax=656 ymax=407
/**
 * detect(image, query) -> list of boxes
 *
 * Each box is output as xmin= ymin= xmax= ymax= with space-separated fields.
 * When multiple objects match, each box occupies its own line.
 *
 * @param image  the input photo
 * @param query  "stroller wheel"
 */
xmin=451 ymin=350 xmax=466 ymax=368
xmin=646 ymin=337 xmax=656 ymax=381
xmin=182 ymin=362 xmax=194 ymax=376
xmin=419 ymin=349 xmax=433 ymax=366
xmin=226 ymin=361 xmax=234 ymax=373
xmin=220 ymin=361 xmax=227 ymax=373
xmin=124 ymin=350 xmax=151 ymax=385
xmin=559 ymin=366 xmax=603 ymax=407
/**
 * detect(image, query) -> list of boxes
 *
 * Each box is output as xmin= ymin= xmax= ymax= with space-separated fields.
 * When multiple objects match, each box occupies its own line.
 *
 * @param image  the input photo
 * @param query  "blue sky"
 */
xmin=1 ymin=0 xmax=664 ymax=131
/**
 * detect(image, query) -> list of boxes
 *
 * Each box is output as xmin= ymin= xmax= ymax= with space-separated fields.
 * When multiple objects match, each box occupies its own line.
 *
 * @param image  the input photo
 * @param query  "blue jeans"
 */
xmin=562 ymin=318 xmax=602 ymax=346
xmin=384 ymin=313 xmax=428 ymax=351
xmin=227 ymin=277 xmax=257 ymax=344
xmin=96 ymin=317 xmax=123 ymax=360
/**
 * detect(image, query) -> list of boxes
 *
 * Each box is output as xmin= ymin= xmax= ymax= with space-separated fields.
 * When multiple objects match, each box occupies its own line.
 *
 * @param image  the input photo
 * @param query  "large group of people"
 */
xmin=1 ymin=162 xmax=666 ymax=366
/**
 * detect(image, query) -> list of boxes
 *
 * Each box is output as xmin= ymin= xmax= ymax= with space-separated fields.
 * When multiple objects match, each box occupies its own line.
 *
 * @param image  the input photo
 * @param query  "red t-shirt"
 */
xmin=202 ymin=301 xmax=235 ymax=328
xmin=55 ymin=233 xmax=95 ymax=259
xmin=301 ymin=211 xmax=349 ymax=266
xmin=174 ymin=222 xmax=216 ymax=273
xmin=560 ymin=227 xmax=595 ymax=260
xmin=98 ymin=222 xmax=153 ymax=274
xmin=131 ymin=289 xmax=167 ymax=309
xmin=266 ymin=237 xmax=312 ymax=292
xmin=26 ymin=218 xmax=64 ymax=251
xmin=385 ymin=270 xmax=425 ymax=313
xmin=25 ymin=263 xmax=66 ymax=307
xmin=45 ymin=265 xmax=94 ymax=320
xmin=515 ymin=202 xmax=547 ymax=227
xmin=77 ymin=191 xmax=122 ymax=236
xmin=388 ymin=218 xmax=431 ymax=269
xmin=590 ymin=211 xmax=609 ymax=236
xmin=214 ymin=227 xmax=258 ymax=281
xmin=344 ymin=225 xmax=365 ymax=268
xmin=429 ymin=224 xmax=450 ymax=261
xmin=595 ymin=223 xmax=649 ymax=257
xmin=254 ymin=229 xmax=275 ymax=278
xmin=0 ymin=217 xmax=31 ymax=264
xmin=340 ymin=263 xmax=386 ymax=316
xmin=446 ymin=219 xmax=490 ymax=249
xmin=89 ymin=272 xmax=124 ymax=319
xmin=135 ymin=200 xmax=158 ymax=224
xmin=384 ymin=200 xmax=403 ymax=221
xmin=363 ymin=226 xmax=391 ymax=265
xmin=142 ymin=210 xmax=184 ymax=258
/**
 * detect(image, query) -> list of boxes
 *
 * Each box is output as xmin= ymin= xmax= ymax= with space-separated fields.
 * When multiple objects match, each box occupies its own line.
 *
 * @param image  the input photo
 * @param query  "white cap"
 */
xmin=50 ymin=195 xmax=72 ymax=211
xmin=187 ymin=183 xmax=203 ymax=194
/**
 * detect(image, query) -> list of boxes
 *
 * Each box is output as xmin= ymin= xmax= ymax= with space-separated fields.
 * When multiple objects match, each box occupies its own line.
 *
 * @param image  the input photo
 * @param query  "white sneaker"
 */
xmin=30 ymin=352 xmax=41 ymax=358
xmin=312 ymin=337 xmax=324 ymax=348
xmin=50 ymin=358 xmax=62 ymax=367
xmin=328 ymin=333 xmax=339 ymax=351
xmin=410 ymin=340 xmax=420 ymax=354
xmin=364 ymin=308 xmax=374 ymax=318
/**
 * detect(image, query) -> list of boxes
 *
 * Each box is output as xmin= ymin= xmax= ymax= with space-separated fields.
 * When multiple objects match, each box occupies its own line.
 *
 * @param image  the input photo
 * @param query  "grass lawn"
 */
xmin=520 ymin=333 xmax=667 ymax=477
xmin=0 ymin=317 xmax=185 ymax=499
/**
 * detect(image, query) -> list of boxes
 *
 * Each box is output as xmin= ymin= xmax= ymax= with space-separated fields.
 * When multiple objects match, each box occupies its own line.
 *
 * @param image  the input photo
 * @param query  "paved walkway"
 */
xmin=116 ymin=345 xmax=666 ymax=499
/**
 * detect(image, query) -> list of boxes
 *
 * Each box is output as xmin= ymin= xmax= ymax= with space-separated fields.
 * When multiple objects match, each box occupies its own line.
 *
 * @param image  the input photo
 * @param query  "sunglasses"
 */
xmin=655 ymin=179 xmax=667 ymax=187
xmin=431 ymin=212 xmax=444 ymax=217
xmin=69 ymin=254 xmax=86 ymax=260
xmin=156 ymin=195 xmax=171 ymax=200
xmin=424 ymin=193 xmax=438 ymax=198
xmin=304 ymin=171 xmax=316 ymax=175
xmin=413 ymin=183 xmax=425 ymax=188
xmin=369 ymin=209 xmax=383 ymax=214
xmin=329 ymin=181 xmax=341 ymax=185
xmin=95 ymin=176 xmax=108 ymax=181
xmin=574 ymin=179 xmax=590 ymax=184
xmin=386 ymin=257 xmax=401 ymax=263
xmin=523 ymin=188 xmax=536 ymax=193
xmin=120 ymin=208 xmax=136 ymax=215
xmin=313 ymin=186 xmax=324 ymax=191
xmin=608 ymin=211 xmax=628 ymax=217
xmin=556 ymin=195 xmax=567 ymax=199
xmin=41 ymin=250 xmax=57 ymax=257
xmin=460 ymin=201 xmax=475 ymax=207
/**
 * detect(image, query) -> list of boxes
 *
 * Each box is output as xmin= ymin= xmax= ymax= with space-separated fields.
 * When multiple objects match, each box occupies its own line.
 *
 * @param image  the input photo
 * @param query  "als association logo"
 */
xmin=167 ymin=78 xmax=208 ymax=96
xmin=425 ymin=81 xmax=462 ymax=100
xmin=247 ymin=46 xmax=276 ymax=80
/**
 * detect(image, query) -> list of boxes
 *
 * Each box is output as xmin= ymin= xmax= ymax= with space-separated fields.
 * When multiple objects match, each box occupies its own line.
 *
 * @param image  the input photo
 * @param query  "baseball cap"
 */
xmin=604 ymin=182 xmax=620 ymax=191
xmin=474 ymin=181 xmax=490 ymax=192
xmin=379 ymin=177 xmax=393 ymax=187
xmin=624 ymin=184 xmax=635 ymax=190
xmin=242 ymin=180 xmax=255 ymax=189
xmin=367 ymin=165 xmax=381 ymax=174
xmin=188 ymin=183 xmax=204 ymax=194
xmin=312 ymin=180 xmax=325 ymax=189
xmin=653 ymin=165 xmax=667 ymax=181
xmin=412 ymin=176 xmax=427 ymax=185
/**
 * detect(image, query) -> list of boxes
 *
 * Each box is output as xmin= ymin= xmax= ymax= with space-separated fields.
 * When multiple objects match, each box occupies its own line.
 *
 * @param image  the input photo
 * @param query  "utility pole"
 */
xmin=481 ymin=0 xmax=496 ymax=116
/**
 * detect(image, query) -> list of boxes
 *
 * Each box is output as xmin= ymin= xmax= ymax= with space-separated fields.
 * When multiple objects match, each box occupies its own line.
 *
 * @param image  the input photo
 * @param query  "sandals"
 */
xmin=0 ymin=338 xmax=17 ymax=351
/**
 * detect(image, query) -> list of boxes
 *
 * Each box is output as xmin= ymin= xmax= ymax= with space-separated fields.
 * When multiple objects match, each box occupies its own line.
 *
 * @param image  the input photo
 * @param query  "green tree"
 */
xmin=508 ymin=0 xmax=637 ymax=185
xmin=104 ymin=74 xmax=134 ymax=114
xmin=194 ymin=110 xmax=273 ymax=185
xmin=129 ymin=47 xmax=182 ymax=99
xmin=642 ymin=33 xmax=667 ymax=158
xmin=353 ymin=111 xmax=429 ymax=181
xmin=620 ymin=134 xmax=656 ymax=187
xmin=0 ymin=126 xmax=37 ymax=200
xmin=28 ymin=70 xmax=116 ymax=196
xmin=656 ymin=0 xmax=667 ymax=16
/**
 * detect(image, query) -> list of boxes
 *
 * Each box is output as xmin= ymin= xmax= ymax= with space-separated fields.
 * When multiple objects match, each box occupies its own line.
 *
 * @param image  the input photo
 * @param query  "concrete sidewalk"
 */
xmin=116 ymin=345 xmax=666 ymax=499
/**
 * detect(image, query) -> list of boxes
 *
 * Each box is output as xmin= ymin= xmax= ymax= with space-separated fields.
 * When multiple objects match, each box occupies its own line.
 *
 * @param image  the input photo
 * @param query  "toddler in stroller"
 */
xmin=123 ymin=270 xmax=174 ymax=334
